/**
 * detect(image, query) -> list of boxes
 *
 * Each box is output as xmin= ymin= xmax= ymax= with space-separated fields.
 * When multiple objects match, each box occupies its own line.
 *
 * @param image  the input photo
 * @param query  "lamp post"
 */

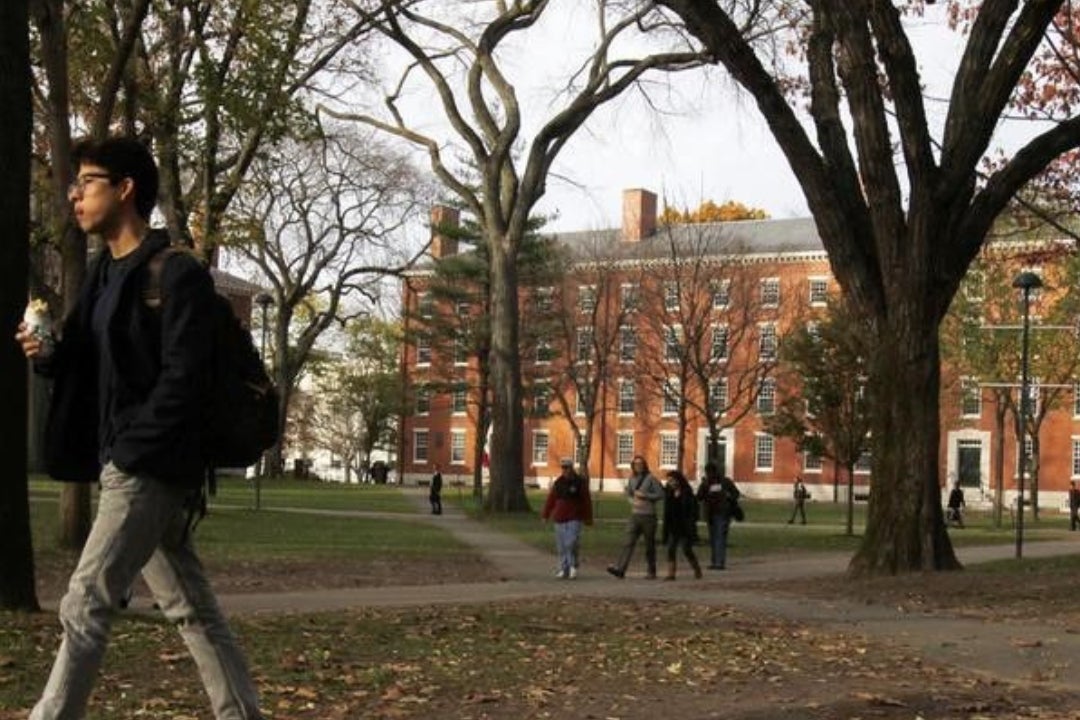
xmin=253 ymin=292 xmax=274 ymax=511
xmin=1012 ymin=271 xmax=1042 ymax=560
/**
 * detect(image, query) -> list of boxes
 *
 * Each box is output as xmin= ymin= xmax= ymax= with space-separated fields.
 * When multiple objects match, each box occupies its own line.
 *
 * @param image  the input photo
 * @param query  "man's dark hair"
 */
xmin=71 ymin=136 xmax=159 ymax=221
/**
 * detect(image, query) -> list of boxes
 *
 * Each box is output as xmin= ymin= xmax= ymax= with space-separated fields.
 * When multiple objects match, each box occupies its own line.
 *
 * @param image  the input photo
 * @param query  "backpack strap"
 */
xmin=143 ymin=245 xmax=194 ymax=310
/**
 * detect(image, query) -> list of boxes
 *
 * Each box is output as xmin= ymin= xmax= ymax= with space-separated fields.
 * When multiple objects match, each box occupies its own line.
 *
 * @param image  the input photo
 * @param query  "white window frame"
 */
xmin=664 ymin=325 xmax=682 ymax=362
xmin=803 ymin=450 xmax=823 ymax=473
xmin=416 ymin=336 xmax=432 ymax=366
xmin=618 ymin=379 xmax=635 ymax=415
xmin=708 ymin=378 xmax=728 ymax=415
xmin=531 ymin=430 xmax=550 ymax=467
xmin=808 ymin=276 xmax=829 ymax=306
xmin=663 ymin=281 xmax=680 ymax=312
xmin=535 ymin=337 xmax=553 ymax=365
xmin=578 ymin=285 xmax=597 ymax=314
xmin=711 ymin=279 xmax=731 ymax=309
xmin=855 ymin=449 xmax=872 ymax=474
xmin=415 ymin=386 xmax=431 ymax=415
xmin=760 ymin=278 xmax=780 ymax=307
xmin=662 ymin=378 xmax=680 ymax=416
xmin=451 ymin=386 xmax=467 ymax=415
xmin=616 ymin=432 xmax=635 ymax=468
xmin=418 ymin=291 xmax=434 ymax=319
xmin=755 ymin=433 xmax=774 ymax=471
xmin=536 ymin=286 xmax=554 ymax=313
xmin=1073 ymin=381 xmax=1080 ymax=418
xmin=711 ymin=324 xmax=729 ymax=361
xmin=659 ymin=433 xmax=679 ymax=469
xmin=619 ymin=326 xmax=637 ymax=363
xmin=757 ymin=378 xmax=776 ymax=415
xmin=450 ymin=429 xmax=466 ymax=465
xmin=759 ymin=323 xmax=777 ymax=360
xmin=533 ymin=383 xmax=550 ymax=415
xmin=1072 ymin=437 xmax=1080 ymax=478
xmin=576 ymin=326 xmax=594 ymax=364
xmin=960 ymin=377 xmax=981 ymax=418
xmin=621 ymin=283 xmax=639 ymax=312
xmin=413 ymin=429 xmax=430 ymax=464
xmin=453 ymin=336 xmax=468 ymax=366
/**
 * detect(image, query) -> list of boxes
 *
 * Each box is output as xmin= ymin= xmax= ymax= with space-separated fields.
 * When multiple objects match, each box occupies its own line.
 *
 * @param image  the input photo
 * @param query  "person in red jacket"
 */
xmin=541 ymin=458 xmax=593 ymax=579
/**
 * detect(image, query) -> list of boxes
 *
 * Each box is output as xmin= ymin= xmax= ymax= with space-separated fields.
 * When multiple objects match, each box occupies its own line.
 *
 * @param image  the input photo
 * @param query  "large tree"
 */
xmin=658 ymin=0 xmax=1080 ymax=574
xmin=226 ymin=132 xmax=431 ymax=472
xmin=0 ymin=0 xmax=39 ymax=611
xmin=322 ymin=0 xmax=707 ymax=512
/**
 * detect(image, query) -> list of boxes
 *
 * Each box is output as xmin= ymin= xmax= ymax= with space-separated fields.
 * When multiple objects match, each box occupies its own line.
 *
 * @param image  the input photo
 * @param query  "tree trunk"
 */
xmin=484 ymin=240 xmax=528 ymax=513
xmin=845 ymin=463 xmax=855 ymax=537
xmin=850 ymin=322 xmax=960 ymax=575
xmin=0 ymin=0 xmax=40 ymax=610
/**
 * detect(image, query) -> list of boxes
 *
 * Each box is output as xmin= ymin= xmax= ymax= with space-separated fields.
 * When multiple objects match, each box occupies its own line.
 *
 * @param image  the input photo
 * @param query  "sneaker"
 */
xmin=554 ymin=569 xmax=567 ymax=579
xmin=606 ymin=565 xmax=625 ymax=579
xmin=568 ymin=567 xmax=578 ymax=580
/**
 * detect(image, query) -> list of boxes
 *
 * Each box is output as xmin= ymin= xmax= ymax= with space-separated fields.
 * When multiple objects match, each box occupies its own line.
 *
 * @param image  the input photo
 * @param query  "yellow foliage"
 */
xmin=660 ymin=199 xmax=769 ymax=224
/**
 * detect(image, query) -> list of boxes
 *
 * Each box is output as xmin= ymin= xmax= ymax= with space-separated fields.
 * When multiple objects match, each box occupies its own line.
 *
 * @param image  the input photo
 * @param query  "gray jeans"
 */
xmin=31 ymin=463 xmax=262 ymax=720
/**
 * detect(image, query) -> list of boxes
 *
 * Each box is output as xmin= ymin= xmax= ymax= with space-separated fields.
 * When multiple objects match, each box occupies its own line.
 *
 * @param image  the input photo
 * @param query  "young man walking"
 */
xmin=541 ymin=458 xmax=593 ymax=579
xmin=16 ymin=136 xmax=263 ymax=720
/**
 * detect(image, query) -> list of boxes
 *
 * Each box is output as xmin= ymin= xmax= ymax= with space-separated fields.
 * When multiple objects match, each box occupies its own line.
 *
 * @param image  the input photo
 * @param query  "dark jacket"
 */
xmin=662 ymin=484 xmax=698 ymax=542
xmin=38 ymin=230 xmax=215 ymax=488
xmin=430 ymin=471 xmax=443 ymax=497
xmin=541 ymin=472 xmax=594 ymax=524
xmin=697 ymin=475 xmax=740 ymax=520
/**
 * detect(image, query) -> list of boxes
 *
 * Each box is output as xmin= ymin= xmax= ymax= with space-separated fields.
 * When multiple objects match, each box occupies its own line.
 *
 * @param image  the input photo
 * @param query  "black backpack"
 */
xmin=145 ymin=246 xmax=280 ymax=469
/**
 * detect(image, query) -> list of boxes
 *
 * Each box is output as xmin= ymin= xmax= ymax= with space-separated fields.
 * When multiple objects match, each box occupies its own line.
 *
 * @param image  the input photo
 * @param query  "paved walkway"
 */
xmin=212 ymin=488 xmax=1080 ymax=690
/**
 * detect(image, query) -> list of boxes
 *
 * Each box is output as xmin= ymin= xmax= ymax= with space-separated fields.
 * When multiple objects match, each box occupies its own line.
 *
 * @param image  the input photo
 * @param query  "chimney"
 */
xmin=430 ymin=205 xmax=460 ymax=258
xmin=622 ymin=188 xmax=657 ymax=242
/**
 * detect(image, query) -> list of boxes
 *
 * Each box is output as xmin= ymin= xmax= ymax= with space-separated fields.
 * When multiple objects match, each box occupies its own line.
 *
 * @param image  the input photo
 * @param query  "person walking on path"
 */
xmin=607 ymin=456 xmax=664 ymax=579
xmin=430 ymin=464 xmax=443 ymax=515
xmin=947 ymin=483 xmax=966 ymax=529
xmin=15 ymin=136 xmax=263 ymax=720
xmin=541 ymin=458 xmax=593 ymax=579
xmin=787 ymin=477 xmax=809 ymax=525
xmin=661 ymin=470 xmax=703 ymax=580
xmin=697 ymin=463 xmax=740 ymax=570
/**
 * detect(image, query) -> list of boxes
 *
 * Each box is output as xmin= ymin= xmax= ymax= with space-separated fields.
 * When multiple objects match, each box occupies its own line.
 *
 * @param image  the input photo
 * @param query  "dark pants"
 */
xmin=788 ymin=501 xmax=806 ymax=524
xmin=613 ymin=514 xmax=657 ymax=577
xmin=708 ymin=514 xmax=732 ymax=569
xmin=430 ymin=493 xmax=441 ymax=515
xmin=665 ymin=534 xmax=698 ymax=566
xmin=1071 ymin=508 xmax=1079 ymax=531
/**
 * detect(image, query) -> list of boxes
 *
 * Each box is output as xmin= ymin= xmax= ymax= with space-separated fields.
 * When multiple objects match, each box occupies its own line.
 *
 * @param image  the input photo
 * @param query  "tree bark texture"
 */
xmin=485 ymin=241 xmax=528 ymax=512
xmin=0 ymin=0 xmax=40 ymax=610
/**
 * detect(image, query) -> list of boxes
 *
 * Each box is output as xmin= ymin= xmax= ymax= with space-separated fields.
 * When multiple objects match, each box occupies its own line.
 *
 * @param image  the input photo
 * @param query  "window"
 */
xmin=757 ymin=378 xmax=776 ymax=414
xmin=616 ymin=432 xmax=635 ymax=467
xmin=755 ymin=434 xmax=774 ymax=471
xmin=659 ymin=433 xmax=679 ymax=468
xmin=416 ymin=336 xmax=432 ymax=365
xmin=1072 ymin=438 xmax=1080 ymax=477
xmin=618 ymin=380 xmax=636 ymax=414
xmin=1018 ymin=436 xmax=1034 ymax=475
xmin=711 ymin=325 xmax=728 ymax=361
xmin=575 ymin=386 xmax=590 ymax=416
xmin=759 ymin=323 xmax=777 ymax=360
xmin=536 ymin=287 xmax=554 ymax=312
xmin=536 ymin=338 xmax=553 ymax=364
xmin=808 ymin=277 xmax=829 ymax=305
xmin=1074 ymin=381 xmax=1080 ymax=417
xmin=578 ymin=285 xmax=597 ymax=314
xmin=418 ymin=291 xmax=434 ymax=318
xmin=803 ymin=450 xmax=823 ymax=472
xmin=451 ymin=386 xmax=467 ymax=414
xmin=576 ymin=327 xmax=594 ymax=364
xmin=961 ymin=378 xmax=981 ymax=417
xmin=855 ymin=450 xmax=872 ymax=473
xmin=619 ymin=326 xmax=637 ymax=362
xmin=621 ymin=284 xmax=639 ymax=312
xmin=708 ymin=378 xmax=728 ymax=415
xmin=531 ymin=431 xmax=549 ymax=466
xmin=532 ymin=383 xmax=551 ymax=415
xmin=453 ymin=337 xmax=468 ymax=365
xmin=415 ymin=386 xmax=431 ymax=415
xmin=760 ymin=278 xmax=780 ymax=307
xmin=450 ymin=430 xmax=466 ymax=465
xmin=806 ymin=321 xmax=820 ymax=341
xmin=455 ymin=299 xmax=470 ymax=317
xmin=1022 ymin=380 xmax=1040 ymax=417
xmin=711 ymin=280 xmax=730 ymax=309
xmin=662 ymin=378 xmax=680 ymax=415
xmin=664 ymin=325 xmax=682 ymax=362
xmin=663 ymin=282 xmax=679 ymax=312
xmin=413 ymin=429 xmax=429 ymax=463
xmin=963 ymin=269 xmax=985 ymax=302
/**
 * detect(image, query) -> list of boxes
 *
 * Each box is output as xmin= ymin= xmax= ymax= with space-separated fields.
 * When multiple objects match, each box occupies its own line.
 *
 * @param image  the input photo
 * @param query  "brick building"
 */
xmin=399 ymin=189 xmax=1079 ymax=512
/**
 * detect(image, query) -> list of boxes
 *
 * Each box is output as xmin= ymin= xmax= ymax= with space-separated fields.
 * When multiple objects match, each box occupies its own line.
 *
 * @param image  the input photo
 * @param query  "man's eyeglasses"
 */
xmin=68 ymin=173 xmax=116 ymax=195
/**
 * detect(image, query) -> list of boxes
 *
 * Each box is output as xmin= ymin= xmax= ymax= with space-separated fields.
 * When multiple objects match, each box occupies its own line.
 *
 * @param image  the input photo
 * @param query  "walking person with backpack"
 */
xmin=15 ymin=136 xmax=265 ymax=720
xmin=606 ymin=456 xmax=664 ymax=579
xmin=696 ymin=462 xmax=741 ymax=570
xmin=787 ymin=476 xmax=809 ymax=525
xmin=661 ymin=470 xmax=703 ymax=580
xmin=541 ymin=458 xmax=593 ymax=579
